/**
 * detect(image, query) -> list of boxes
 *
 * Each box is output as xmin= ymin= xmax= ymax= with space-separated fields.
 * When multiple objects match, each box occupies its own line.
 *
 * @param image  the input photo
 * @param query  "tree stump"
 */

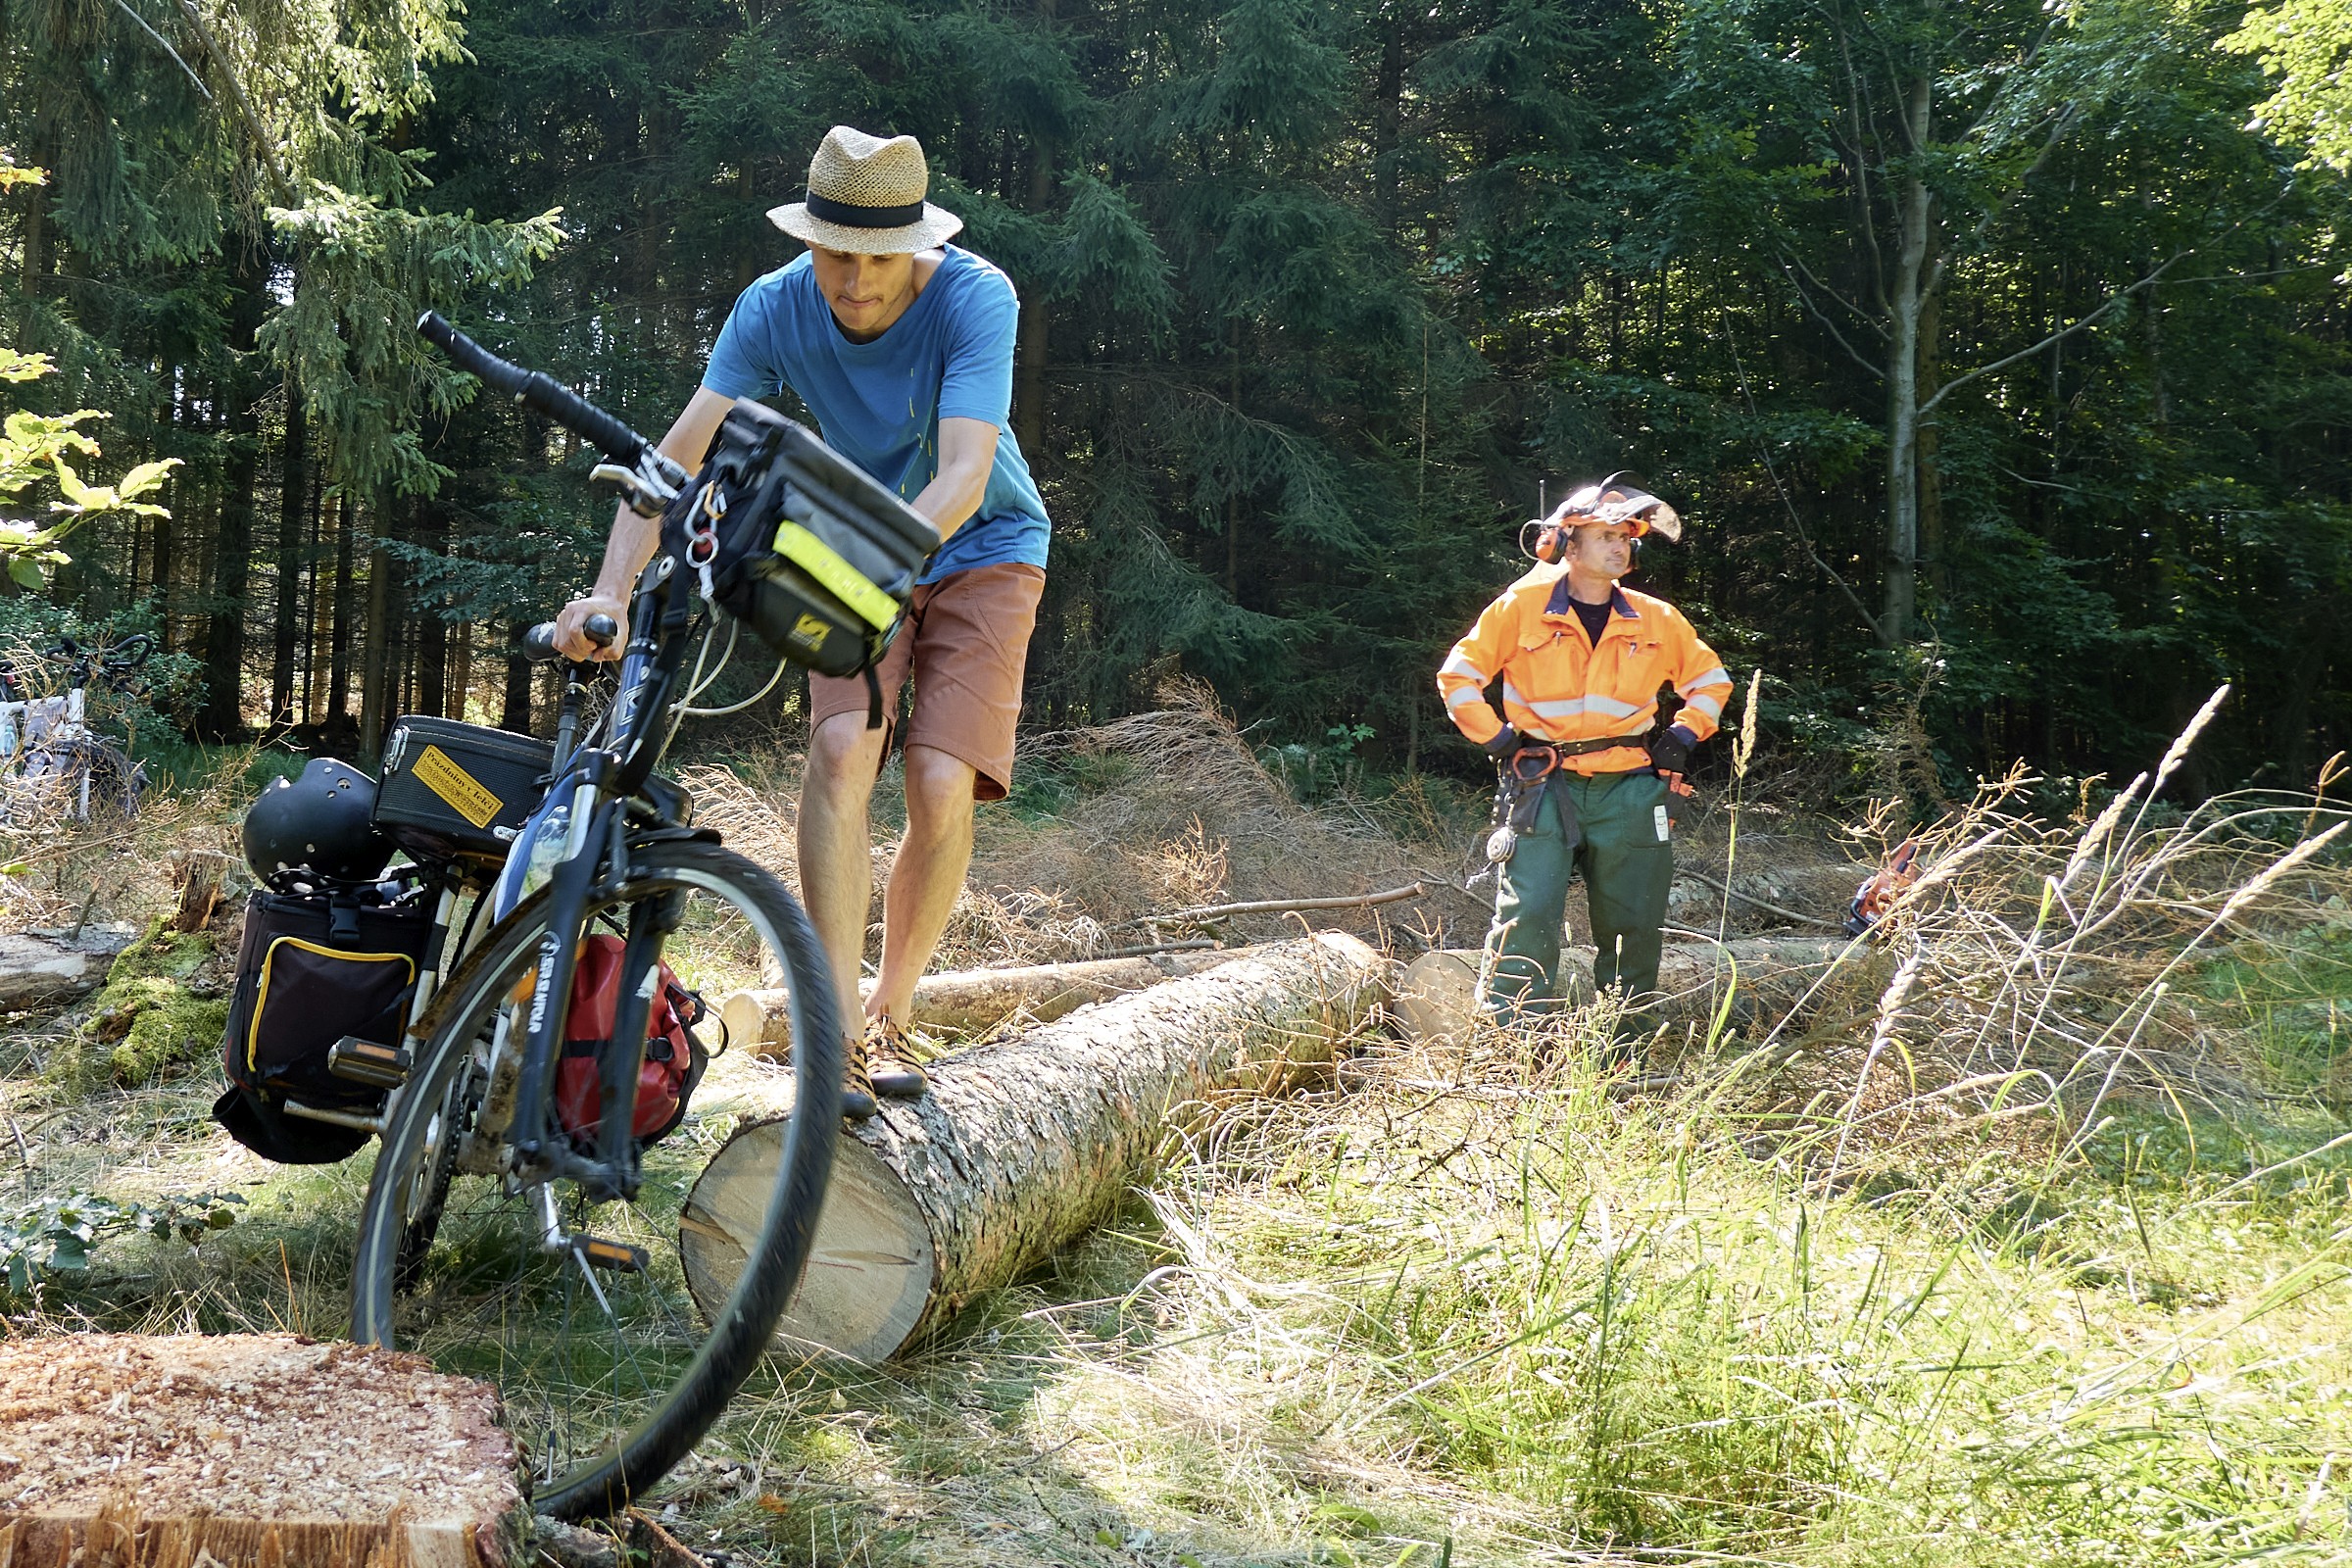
xmin=680 ymin=932 xmax=1391 ymax=1363
xmin=0 ymin=1334 xmax=525 ymax=1568
xmin=717 ymin=947 xmax=1258 ymax=1045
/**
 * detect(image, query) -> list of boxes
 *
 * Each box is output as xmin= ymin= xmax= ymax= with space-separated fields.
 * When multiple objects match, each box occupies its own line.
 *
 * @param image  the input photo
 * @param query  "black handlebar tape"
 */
xmin=416 ymin=312 xmax=655 ymax=466
xmin=520 ymin=614 xmax=620 ymax=664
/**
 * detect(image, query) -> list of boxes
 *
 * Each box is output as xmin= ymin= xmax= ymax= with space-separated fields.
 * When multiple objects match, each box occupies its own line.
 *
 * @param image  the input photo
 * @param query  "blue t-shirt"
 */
xmin=703 ymin=246 xmax=1050 ymax=584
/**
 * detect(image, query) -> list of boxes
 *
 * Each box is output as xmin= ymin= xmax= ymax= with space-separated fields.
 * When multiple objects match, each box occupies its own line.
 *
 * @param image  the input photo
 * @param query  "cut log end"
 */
xmin=0 ymin=1334 xmax=524 ymax=1568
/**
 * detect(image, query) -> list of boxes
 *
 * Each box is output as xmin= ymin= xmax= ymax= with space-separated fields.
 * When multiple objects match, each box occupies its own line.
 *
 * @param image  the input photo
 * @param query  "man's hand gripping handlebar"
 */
xmin=416 ymin=312 xmax=685 ymax=662
xmin=521 ymin=614 xmax=619 ymax=664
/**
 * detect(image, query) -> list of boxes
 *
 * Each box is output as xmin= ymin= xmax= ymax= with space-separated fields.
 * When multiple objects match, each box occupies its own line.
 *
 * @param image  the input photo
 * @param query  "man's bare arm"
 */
xmin=911 ymin=416 xmax=998 ymax=541
xmin=553 ymin=385 xmax=738 ymax=660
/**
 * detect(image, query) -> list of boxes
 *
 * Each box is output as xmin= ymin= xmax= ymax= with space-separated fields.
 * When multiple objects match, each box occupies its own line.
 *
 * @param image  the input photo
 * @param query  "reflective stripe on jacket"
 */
xmin=1437 ymin=578 xmax=1733 ymax=773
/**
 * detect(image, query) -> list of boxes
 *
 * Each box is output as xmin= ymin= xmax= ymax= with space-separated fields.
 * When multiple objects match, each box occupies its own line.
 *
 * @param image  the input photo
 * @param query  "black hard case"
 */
xmin=371 ymin=715 xmax=555 ymax=865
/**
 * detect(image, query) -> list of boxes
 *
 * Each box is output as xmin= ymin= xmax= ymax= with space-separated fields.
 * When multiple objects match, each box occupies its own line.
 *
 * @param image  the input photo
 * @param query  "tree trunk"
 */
xmin=1879 ymin=74 xmax=1936 ymax=649
xmin=0 ymin=1333 xmax=523 ymax=1568
xmin=197 ymin=246 xmax=269 ymax=740
xmin=270 ymin=376 xmax=307 ymax=727
xmin=1392 ymin=939 xmax=1845 ymax=1047
xmin=327 ymin=490 xmax=356 ymax=725
xmin=1013 ymin=140 xmax=1052 ymax=459
xmin=0 ymin=929 xmax=138 ymax=1014
xmin=500 ymin=617 xmax=533 ymax=733
xmin=358 ymin=530 xmax=392 ymax=762
xmin=720 ymin=948 xmax=1257 ymax=1045
xmin=679 ymin=934 xmax=1391 ymax=1363
xmin=1374 ymin=6 xmax=1403 ymax=239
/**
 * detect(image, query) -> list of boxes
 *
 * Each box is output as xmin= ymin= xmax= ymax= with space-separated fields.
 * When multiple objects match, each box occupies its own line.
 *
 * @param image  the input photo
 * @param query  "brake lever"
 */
xmin=590 ymin=453 xmax=684 ymax=518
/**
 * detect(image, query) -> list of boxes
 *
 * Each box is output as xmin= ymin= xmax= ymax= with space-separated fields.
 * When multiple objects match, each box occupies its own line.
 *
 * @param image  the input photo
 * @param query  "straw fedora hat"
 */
xmin=768 ymin=125 xmax=963 ymax=254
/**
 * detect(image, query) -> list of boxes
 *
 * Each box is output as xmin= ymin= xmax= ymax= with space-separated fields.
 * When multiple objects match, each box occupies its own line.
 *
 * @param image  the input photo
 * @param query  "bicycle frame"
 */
xmin=468 ymin=534 xmax=707 ymax=1206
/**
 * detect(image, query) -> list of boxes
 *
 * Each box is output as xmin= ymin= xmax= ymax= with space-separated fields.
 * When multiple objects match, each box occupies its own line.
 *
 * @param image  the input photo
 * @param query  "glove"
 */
xmin=1647 ymin=723 xmax=1696 ymax=776
xmin=1648 ymin=723 xmax=1697 ymax=799
xmin=1482 ymin=724 xmax=1524 ymax=760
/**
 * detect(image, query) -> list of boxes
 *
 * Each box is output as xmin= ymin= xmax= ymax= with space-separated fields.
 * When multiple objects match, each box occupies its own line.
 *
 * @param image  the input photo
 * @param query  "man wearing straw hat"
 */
xmin=556 ymin=125 xmax=1050 ymax=1118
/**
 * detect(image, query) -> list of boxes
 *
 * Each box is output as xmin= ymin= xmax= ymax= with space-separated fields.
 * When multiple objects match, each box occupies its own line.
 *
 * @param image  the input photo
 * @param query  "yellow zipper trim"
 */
xmin=772 ymin=520 xmax=901 ymax=631
xmin=247 ymin=936 xmax=416 ymax=1076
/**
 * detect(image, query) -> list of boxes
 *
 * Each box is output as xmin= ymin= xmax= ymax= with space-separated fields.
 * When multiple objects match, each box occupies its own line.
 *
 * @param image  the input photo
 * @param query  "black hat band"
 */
xmin=803 ymin=191 xmax=927 ymax=228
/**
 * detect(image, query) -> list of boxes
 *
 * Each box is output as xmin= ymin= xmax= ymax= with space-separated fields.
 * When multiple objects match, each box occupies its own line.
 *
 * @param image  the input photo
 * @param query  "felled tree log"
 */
xmin=0 ymin=928 xmax=137 ymax=1015
xmin=681 ymin=932 xmax=1391 ymax=1363
xmin=0 ymin=1334 xmax=523 ymax=1568
xmin=1394 ymin=937 xmax=1846 ymax=1044
xmin=719 ymin=947 xmax=1258 ymax=1044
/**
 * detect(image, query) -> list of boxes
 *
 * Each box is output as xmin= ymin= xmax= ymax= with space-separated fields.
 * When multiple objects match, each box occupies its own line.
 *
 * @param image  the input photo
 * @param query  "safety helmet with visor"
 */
xmin=1521 ymin=471 xmax=1684 ymax=565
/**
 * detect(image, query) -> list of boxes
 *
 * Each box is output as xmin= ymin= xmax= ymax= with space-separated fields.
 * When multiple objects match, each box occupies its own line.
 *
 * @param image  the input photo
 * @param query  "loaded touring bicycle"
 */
xmin=216 ymin=313 xmax=938 ymax=1517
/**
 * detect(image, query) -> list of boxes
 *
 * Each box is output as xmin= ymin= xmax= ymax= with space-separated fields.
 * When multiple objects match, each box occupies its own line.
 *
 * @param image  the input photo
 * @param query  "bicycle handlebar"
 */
xmin=416 ymin=312 xmax=658 ymax=469
xmin=520 ymin=614 xmax=616 ymax=664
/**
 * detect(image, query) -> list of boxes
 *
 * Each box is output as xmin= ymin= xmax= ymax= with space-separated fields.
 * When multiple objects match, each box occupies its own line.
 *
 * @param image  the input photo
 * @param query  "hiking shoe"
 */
xmin=864 ymin=1015 xmax=930 ymax=1101
xmin=840 ymin=1028 xmax=880 ymax=1122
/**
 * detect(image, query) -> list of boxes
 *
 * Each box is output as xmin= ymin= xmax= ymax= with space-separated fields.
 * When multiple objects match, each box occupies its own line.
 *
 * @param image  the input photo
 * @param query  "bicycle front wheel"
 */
xmin=350 ymin=839 xmax=843 ymax=1520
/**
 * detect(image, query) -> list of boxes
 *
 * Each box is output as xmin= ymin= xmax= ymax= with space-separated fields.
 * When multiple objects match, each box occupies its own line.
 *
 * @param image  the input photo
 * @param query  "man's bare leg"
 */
xmin=869 ymin=743 xmax=979 ymax=1024
xmin=799 ymin=712 xmax=890 ymax=1031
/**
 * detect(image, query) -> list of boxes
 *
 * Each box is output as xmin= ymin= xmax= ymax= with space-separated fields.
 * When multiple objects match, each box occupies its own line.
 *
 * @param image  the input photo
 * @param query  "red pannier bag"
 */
xmin=555 ymin=934 xmax=707 ymax=1146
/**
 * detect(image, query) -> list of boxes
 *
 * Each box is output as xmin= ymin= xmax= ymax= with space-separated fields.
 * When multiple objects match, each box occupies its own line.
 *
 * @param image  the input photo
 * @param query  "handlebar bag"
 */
xmin=212 ymin=886 xmax=435 ymax=1164
xmin=685 ymin=400 xmax=942 ymax=678
xmin=554 ymin=934 xmax=709 ymax=1150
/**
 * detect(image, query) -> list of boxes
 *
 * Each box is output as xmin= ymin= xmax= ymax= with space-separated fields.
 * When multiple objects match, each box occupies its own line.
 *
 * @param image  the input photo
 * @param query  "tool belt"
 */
xmin=1483 ymin=734 xmax=1648 ymax=865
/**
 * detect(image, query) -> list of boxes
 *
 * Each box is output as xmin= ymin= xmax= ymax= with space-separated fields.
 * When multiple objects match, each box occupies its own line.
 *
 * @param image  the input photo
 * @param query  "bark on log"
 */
xmin=0 ymin=1334 xmax=524 ymax=1568
xmin=719 ymin=948 xmax=1259 ymax=1045
xmin=1395 ymin=937 xmax=1846 ymax=1044
xmin=0 ymin=928 xmax=137 ymax=1015
xmin=681 ymin=933 xmax=1391 ymax=1364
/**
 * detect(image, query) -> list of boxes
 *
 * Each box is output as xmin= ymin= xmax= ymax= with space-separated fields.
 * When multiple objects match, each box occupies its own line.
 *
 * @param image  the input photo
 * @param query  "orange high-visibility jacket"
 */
xmin=1437 ymin=575 xmax=1733 ymax=774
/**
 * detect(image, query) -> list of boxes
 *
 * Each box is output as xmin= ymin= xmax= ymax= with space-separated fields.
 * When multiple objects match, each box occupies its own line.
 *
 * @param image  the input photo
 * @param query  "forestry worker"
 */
xmin=1436 ymin=480 xmax=1733 ymax=1048
xmin=555 ymin=125 xmax=1050 ymax=1119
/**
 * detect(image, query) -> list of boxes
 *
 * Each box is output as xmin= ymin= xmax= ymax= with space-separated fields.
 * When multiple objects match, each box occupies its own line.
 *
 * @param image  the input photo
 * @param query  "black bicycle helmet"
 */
xmin=243 ymin=758 xmax=394 ymax=888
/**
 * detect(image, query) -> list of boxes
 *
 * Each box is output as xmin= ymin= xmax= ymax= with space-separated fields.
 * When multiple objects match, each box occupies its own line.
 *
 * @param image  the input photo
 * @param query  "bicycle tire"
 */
xmin=350 ymin=839 xmax=843 ymax=1519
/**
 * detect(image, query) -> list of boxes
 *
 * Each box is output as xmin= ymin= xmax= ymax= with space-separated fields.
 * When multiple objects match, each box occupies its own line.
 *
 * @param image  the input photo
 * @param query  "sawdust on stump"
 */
xmin=0 ymin=1333 xmax=522 ymax=1568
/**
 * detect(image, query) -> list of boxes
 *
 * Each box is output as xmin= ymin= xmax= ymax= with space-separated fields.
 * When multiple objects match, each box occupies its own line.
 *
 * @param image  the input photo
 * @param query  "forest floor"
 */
xmin=4 ymin=688 xmax=2350 ymax=1566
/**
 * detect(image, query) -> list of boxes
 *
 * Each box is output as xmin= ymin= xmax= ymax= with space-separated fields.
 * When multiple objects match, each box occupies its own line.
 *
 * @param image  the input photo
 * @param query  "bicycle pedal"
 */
xmin=326 ymin=1037 xmax=412 ymax=1090
xmin=574 ymin=1236 xmax=649 ymax=1273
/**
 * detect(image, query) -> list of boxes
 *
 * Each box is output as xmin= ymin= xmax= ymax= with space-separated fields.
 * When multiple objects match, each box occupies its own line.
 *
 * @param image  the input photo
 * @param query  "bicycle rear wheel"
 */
xmin=350 ymin=839 xmax=842 ymax=1520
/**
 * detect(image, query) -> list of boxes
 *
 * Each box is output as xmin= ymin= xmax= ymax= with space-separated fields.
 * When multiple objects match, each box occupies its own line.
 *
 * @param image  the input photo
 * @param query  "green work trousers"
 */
xmin=1482 ymin=768 xmax=1676 ymax=1038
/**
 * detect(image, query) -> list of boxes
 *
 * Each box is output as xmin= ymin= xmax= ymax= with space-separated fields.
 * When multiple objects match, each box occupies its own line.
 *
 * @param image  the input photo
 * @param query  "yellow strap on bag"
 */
xmin=772 ymin=521 xmax=902 ymax=632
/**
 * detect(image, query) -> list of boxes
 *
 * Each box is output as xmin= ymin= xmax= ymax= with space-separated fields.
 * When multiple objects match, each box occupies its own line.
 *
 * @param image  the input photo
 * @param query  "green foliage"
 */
xmin=0 ymin=1189 xmax=243 ymax=1296
xmin=2226 ymin=0 xmax=2352 ymax=172
xmin=0 ymin=271 xmax=180 ymax=586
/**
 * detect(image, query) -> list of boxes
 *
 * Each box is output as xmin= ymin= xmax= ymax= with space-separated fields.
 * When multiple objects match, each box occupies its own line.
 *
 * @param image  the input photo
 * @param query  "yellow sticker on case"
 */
xmin=412 ymin=744 xmax=504 ymax=829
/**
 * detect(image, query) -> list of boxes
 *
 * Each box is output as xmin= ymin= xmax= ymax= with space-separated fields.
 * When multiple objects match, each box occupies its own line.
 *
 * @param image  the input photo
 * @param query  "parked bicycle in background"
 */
xmin=0 ymin=632 xmax=151 ymax=826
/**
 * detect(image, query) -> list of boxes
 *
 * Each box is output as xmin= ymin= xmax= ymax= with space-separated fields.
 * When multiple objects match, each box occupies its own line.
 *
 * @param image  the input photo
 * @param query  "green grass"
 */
xmin=8 ymin=923 xmax=2352 ymax=1564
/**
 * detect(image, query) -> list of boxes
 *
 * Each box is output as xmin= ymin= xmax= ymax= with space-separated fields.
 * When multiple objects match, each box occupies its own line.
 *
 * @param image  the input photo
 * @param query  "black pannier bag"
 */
xmin=372 ymin=716 xmax=556 ymax=866
xmin=688 ymin=399 xmax=941 ymax=678
xmin=212 ymin=884 xmax=435 ymax=1164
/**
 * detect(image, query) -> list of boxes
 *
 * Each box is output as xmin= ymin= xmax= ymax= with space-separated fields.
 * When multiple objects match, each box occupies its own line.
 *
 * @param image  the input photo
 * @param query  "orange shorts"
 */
xmin=808 ymin=563 xmax=1045 ymax=802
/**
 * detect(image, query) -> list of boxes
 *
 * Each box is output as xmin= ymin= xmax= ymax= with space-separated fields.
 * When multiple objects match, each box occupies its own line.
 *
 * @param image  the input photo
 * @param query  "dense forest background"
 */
xmin=4 ymin=0 xmax=2348 ymax=799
